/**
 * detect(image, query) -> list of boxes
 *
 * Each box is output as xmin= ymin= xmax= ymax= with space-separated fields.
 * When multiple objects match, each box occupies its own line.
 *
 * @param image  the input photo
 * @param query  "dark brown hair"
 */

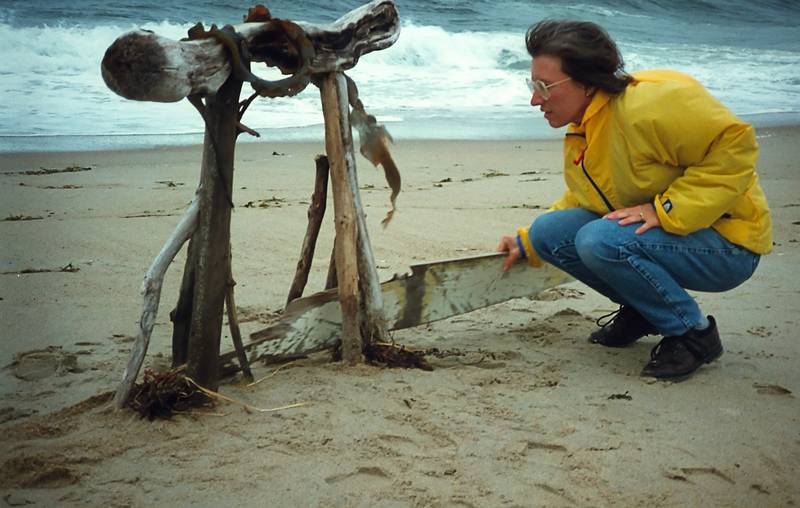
xmin=526 ymin=20 xmax=632 ymax=95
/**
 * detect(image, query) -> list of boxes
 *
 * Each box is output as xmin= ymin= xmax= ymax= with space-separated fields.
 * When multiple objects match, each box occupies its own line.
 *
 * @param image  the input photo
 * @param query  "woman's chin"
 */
xmin=545 ymin=116 xmax=565 ymax=128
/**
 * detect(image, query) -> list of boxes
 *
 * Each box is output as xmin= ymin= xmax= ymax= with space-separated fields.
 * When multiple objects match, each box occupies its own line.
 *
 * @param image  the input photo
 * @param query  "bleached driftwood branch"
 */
xmin=101 ymin=0 xmax=399 ymax=103
xmin=286 ymin=155 xmax=329 ymax=306
xmin=319 ymin=73 xmax=363 ymax=363
xmin=101 ymin=35 xmax=230 ymax=103
xmin=331 ymin=73 xmax=389 ymax=345
xmin=266 ymin=0 xmax=399 ymax=72
xmin=225 ymin=242 xmax=252 ymax=381
xmin=114 ymin=198 xmax=200 ymax=409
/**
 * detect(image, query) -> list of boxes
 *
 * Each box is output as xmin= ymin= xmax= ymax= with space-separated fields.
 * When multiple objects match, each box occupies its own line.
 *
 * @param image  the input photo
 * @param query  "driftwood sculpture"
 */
xmin=102 ymin=1 xmax=398 ymax=102
xmin=104 ymin=0 xmax=401 ymax=408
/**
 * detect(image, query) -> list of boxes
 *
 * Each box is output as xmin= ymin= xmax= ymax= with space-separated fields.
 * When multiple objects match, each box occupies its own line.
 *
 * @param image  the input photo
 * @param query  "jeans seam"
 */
xmin=629 ymin=240 xmax=744 ymax=257
xmin=621 ymin=246 xmax=695 ymax=334
xmin=623 ymin=239 xmax=758 ymax=292
xmin=550 ymin=241 xmax=576 ymax=264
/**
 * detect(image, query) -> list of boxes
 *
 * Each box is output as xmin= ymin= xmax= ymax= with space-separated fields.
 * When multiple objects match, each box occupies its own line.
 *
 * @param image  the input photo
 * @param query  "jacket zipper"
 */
xmin=580 ymin=157 xmax=615 ymax=213
xmin=566 ymin=132 xmax=615 ymax=213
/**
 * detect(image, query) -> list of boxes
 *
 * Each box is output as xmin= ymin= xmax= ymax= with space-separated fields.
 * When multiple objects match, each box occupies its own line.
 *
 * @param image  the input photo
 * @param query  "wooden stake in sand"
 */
xmin=328 ymin=73 xmax=390 ymax=346
xmin=320 ymin=72 xmax=364 ymax=364
xmin=286 ymin=155 xmax=330 ymax=306
xmin=170 ymin=76 xmax=242 ymax=392
xmin=226 ymin=243 xmax=253 ymax=382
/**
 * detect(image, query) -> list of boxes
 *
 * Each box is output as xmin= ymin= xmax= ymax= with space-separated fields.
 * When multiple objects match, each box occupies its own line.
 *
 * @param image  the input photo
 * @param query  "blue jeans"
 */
xmin=529 ymin=208 xmax=760 ymax=337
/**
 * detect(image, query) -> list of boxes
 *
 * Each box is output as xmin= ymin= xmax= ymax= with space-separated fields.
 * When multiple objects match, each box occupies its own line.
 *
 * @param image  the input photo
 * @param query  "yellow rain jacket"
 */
xmin=517 ymin=69 xmax=772 ymax=266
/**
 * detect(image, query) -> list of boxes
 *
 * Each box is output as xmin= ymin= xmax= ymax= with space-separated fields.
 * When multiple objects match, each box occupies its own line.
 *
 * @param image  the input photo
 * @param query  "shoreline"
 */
xmin=0 ymin=124 xmax=796 ymax=165
xmin=3 ymin=111 xmax=799 ymax=155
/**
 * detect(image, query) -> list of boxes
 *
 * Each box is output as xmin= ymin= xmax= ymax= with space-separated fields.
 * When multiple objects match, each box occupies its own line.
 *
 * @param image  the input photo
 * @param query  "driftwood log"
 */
xmin=102 ymin=0 xmax=399 ymax=103
xmin=170 ymin=75 xmax=243 ymax=391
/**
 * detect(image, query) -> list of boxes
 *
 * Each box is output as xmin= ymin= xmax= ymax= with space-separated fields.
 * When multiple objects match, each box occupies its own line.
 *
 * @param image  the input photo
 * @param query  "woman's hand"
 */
xmin=497 ymin=235 xmax=522 ymax=272
xmin=605 ymin=202 xmax=660 ymax=234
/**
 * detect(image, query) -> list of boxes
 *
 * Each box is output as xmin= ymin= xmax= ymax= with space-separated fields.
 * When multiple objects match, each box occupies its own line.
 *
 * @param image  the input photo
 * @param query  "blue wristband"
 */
xmin=515 ymin=234 xmax=527 ymax=259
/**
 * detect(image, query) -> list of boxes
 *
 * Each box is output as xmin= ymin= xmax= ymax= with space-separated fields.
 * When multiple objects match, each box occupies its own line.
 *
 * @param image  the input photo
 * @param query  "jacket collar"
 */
xmin=568 ymin=90 xmax=612 ymax=133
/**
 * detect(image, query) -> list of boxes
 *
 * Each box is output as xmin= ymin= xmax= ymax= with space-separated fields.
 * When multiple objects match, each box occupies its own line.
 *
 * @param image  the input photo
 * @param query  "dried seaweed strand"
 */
xmin=184 ymin=376 xmax=307 ymax=413
xmin=247 ymin=360 xmax=298 ymax=387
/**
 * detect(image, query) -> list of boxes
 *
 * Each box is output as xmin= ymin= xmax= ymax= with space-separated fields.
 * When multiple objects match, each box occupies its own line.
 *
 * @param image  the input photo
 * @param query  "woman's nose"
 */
xmin=530 ymin=92 xmax=544 ymax=107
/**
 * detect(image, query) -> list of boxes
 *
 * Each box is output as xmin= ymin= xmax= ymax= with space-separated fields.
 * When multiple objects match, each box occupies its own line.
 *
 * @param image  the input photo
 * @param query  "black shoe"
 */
xmin=589 ymin=306 xmax=657 ymax=347
xmin=641 ymin=316 xmax=723 ymax=380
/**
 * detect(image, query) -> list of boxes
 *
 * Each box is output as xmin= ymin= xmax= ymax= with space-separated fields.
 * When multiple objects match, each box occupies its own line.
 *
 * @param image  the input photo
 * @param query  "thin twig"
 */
xmin=239 ymin=91 xmax=259 ymax=119
xmin=236 ymin=121 xmax=260 ymax=137
xmin=247 ymin=360 xmax=298 ymax=387
xmin=184 ymin=376 xmax=307 ymax=413
xmin=226 ymin=243 xmax=253 ymax=381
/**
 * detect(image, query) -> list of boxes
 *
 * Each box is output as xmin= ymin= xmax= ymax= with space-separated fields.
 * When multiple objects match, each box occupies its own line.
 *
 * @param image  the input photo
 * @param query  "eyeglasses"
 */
xmin=526 ymin=76 xmax=572 ymax=100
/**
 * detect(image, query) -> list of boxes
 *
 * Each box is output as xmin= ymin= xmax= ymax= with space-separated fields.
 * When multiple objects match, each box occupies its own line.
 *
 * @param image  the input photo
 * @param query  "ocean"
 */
xmin=1 ymin=0 xmax=799 ymax=152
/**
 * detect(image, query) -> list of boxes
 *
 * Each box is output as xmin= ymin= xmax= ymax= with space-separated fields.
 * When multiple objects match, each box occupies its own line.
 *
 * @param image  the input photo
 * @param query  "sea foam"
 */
xmin=1 ymin=17 xmax=798 ymax=152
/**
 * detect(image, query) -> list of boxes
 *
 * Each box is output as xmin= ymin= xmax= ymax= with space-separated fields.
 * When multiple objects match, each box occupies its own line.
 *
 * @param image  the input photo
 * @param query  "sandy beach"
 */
xmin=1 ymin=128 xmax=798 ymax=506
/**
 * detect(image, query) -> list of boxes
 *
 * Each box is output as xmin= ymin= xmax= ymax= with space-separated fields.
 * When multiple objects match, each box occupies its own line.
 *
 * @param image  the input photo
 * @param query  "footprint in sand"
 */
xmin=753 ymin=383 xmax=793 ymax=396
xmin=0 ymin=455 xmax=81 ymax=489
xmin=515 ymin=323 xmax=561 ymax=345
xmin=7 ymin=347 xmax=81 ymax=381
xmin=324 ymin=466 xmax=390 ymax=484
xmin=0 ymin=406 xmax=37 ymax=424
xmin=368 ymin=433 xmax=420 ymax=455
xmin=746 ymin=326 xmax=773 ymax=337
xmin=531 ymin=287 xmax=585 ymax=301
xmin=665 ymin=467 xmax=735 ymax=485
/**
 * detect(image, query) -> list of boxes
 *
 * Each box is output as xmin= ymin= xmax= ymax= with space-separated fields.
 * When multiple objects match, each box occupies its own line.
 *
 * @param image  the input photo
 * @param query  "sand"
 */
xmin=0 ymin=128 xmax=798 ymax=507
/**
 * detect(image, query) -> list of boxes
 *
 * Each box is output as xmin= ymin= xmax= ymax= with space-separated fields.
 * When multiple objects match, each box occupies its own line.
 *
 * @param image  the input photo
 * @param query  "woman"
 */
xmin=498 ymin=20 xmax=771 ymax=380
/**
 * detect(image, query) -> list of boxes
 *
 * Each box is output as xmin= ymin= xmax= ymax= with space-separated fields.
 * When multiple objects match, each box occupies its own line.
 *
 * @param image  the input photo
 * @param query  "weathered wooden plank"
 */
xmin=247 ymin=254 xmax=572 ymax=361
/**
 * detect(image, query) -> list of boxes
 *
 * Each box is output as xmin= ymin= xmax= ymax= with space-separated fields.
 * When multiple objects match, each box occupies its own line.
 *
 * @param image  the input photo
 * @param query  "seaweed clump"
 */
xmin=127 ymin=369 xmax=213 ymax=420
xmin=364 ymin=342 xmax=433 ymax=371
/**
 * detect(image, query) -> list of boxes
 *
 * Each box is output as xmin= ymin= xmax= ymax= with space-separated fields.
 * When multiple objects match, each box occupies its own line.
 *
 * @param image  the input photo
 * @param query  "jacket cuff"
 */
xmin=516 ymin=227 xmax=544 ymax=267
xmin=516 ymin=234 xmax=527 ymax=259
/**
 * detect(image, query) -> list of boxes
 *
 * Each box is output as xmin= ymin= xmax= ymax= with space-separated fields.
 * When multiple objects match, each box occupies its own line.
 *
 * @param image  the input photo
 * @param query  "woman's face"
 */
xmin=530 ymin=55 xmax=593 ymax=128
